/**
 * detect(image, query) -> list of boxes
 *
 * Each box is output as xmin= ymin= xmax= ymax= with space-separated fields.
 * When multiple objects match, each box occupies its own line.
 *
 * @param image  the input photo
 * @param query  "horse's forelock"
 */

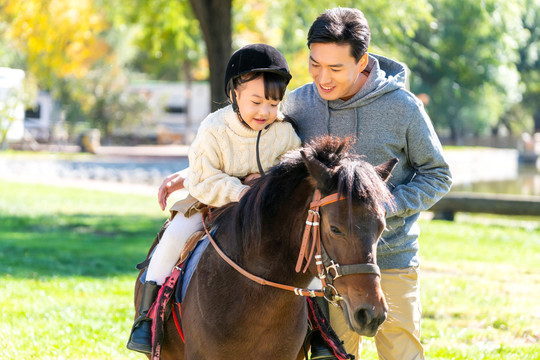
xmin=306 ymin=136 xmax=354 ymax=168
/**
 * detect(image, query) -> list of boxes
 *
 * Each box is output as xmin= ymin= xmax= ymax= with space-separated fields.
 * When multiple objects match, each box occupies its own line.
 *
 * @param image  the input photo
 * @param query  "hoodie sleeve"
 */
xmin=386 ymin=104 xmax=453 ymax=218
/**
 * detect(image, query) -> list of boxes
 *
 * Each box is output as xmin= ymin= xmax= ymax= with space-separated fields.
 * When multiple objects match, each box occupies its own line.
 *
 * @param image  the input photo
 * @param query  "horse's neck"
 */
xmin=242 ymin=187 xmax=315 ymax=288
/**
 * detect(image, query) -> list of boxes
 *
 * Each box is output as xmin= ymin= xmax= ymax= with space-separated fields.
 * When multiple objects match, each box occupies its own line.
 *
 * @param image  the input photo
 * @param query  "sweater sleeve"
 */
xmin=386 ymin=105 xmax=453 ymax=218
xmin=185 ymin=128 xmax=249 ymax=208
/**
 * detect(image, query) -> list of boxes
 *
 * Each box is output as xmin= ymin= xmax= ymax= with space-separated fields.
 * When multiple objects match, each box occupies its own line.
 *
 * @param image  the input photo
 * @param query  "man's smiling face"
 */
xmin=309 ymin=42 xmax=367 ymax=101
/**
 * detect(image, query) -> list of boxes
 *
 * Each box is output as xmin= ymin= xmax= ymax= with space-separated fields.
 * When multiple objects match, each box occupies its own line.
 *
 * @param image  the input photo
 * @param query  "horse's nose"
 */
xmin=354 ymin=307 xmax=373 ymax=328
xmin=354 ymin=307 xmax=387 ymax=334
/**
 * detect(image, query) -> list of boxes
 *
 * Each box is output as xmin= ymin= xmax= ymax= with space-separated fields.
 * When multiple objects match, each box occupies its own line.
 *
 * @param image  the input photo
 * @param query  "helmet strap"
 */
xmin=256 ymin=130 xmax=266 ymax=177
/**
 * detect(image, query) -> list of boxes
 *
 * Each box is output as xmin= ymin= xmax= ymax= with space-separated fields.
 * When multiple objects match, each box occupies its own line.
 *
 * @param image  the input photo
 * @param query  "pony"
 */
xmin=133 ymin=136 xmax=397 ymax=359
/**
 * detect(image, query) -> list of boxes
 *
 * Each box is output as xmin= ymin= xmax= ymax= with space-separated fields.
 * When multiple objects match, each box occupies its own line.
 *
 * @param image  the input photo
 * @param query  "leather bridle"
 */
xmin=202 ymin=189 xmax=381 ymax=305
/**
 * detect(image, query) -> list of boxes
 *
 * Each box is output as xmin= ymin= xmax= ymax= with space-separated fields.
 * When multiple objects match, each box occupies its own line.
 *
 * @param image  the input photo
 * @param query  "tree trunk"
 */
xmin=188 ymin=0 xmax=232 ymax=112
xmin=184 ymin=60 xmax=194 ymax=143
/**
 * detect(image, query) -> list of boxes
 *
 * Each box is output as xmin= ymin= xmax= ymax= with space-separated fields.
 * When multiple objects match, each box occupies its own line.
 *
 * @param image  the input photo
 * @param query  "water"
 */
xmin=0 ymin=156 xmax=189 ymax=187
xmin=452 ymin=165 xmax=540 ymax=196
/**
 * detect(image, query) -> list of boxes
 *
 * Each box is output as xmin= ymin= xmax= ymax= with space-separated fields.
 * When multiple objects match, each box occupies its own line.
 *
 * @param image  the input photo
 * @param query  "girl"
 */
xmin=127 ymin=44 xmax=301 ymax=354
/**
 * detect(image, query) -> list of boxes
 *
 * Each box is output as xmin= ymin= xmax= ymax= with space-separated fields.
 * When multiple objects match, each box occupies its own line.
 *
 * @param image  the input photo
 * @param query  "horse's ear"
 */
xmin=374 ymin=158 xmax=398 ymax=182
xmin=300 ymin=150 xmax=333 ymax=190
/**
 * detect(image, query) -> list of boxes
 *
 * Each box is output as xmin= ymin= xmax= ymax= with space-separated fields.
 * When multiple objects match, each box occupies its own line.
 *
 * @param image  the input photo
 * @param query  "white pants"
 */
xmin=329 ymin=267 xmax=425 ymax=360
xmin=145 ymin=214 xmax=203 ymax=285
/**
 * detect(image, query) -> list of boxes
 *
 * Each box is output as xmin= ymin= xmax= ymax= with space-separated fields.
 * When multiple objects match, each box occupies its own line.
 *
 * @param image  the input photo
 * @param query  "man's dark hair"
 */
xmin=307 ymin=8 xmax=371 ymax=63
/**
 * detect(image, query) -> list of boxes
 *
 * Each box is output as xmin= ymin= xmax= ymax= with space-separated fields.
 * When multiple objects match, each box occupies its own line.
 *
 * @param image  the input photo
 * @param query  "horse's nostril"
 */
xmin=355 ymin=308 xmax=373 ymax=327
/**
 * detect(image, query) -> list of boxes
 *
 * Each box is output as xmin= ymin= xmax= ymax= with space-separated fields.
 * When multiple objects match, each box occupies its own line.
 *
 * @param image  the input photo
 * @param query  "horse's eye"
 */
xmin=330 ymin=225 xmax=343 ymax=235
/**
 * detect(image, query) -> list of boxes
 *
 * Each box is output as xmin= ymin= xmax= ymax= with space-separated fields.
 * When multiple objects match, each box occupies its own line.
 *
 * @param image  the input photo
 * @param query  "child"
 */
xmin=127 ymin=44 xmax=301 ymax=354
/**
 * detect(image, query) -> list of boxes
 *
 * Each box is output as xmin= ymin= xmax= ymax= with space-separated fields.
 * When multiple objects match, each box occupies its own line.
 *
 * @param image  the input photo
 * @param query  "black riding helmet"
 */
xmin=224 ymin=43 xmax=292 ymax=99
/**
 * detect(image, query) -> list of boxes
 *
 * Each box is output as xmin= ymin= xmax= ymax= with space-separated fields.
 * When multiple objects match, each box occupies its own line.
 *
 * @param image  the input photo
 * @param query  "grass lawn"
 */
xmin=1 ymin=179 xmax=539 ymax=359
xmin=0 ymin=180 xmax=165 ymax=359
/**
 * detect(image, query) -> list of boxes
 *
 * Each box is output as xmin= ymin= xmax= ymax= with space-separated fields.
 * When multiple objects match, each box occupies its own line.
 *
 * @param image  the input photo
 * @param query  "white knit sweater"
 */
xmin=184 ymin=105 xmax=301 ymax=207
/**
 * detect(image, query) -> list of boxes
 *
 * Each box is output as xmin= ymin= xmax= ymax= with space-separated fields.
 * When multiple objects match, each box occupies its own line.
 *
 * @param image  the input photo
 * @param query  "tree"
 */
xmin=502 ymin=0 xmax=540 ymax=134
xmin=189 ymin=0 xmax=232 ymax=111
xmin=1 ymin=0 xmax=156 ymax=142
xmin=404 ymin=0 xmax=525 ymax=141
xmin=1 ymin=0 xmax=109 ymax=90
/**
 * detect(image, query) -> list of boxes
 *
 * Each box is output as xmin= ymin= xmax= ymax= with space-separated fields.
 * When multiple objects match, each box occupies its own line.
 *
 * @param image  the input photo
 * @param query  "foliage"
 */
xmin=0 ymin=77 xmax=23 ymax=150
xmin=405 ymin=0 xmax=527 ymax=139
xmin=105 ymin=0 xmax=206 ymax=82
xmin=502 ymin=0 xmax=540 ymax=134
xmin=72 ymin=63 xmax=152 ymax=141
xmin=0 ymin=0 xmax=150 ymax=141
xmin=1 ymin=0 xmax=109 ymax=87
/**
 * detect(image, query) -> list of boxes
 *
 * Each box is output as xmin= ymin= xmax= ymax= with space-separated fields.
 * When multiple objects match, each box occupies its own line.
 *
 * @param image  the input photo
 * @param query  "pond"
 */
xmin=0 ymin=155 xmax=190 ymax=187
xmin=452 ymin=164 xmax=540 ymax=196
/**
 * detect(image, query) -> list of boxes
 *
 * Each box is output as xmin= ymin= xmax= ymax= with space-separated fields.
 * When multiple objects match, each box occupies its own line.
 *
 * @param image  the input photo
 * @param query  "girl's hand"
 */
xmin=158 ymin=171 xmax=186 ymax=211
xmin=243 ymin=173 xmax=261 ymax=184
xmin=239 ymin=187 xmax=250 ymax=200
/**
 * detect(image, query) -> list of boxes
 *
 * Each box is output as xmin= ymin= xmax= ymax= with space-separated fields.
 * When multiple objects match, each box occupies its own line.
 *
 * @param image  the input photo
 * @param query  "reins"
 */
xmin=202 ymin=211 xmax=324 ymax=297
xmin=202 ymin=188 xmax=381 ymax=303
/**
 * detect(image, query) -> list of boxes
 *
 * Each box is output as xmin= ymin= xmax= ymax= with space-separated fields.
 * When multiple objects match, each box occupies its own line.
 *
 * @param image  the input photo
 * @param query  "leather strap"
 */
xmin=202 ymin=213 xmax=324 ymax=297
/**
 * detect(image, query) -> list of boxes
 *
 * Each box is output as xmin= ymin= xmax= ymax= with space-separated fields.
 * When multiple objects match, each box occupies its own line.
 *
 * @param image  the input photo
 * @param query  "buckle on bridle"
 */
xmin=326 ymin=260 xmax=342 ymax=280
xmin=308 ymin=209 xmax=319 ymax=217
xmin=324 ymin=284 xmax=343 ymax=306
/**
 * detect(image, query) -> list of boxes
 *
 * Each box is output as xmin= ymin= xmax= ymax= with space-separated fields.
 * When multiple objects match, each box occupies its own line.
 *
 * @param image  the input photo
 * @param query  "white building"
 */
xmin=128 ymin=81 xmax=211 ymax=144
xmin=0 ymin=67 xmax=25 ymax=144
xmin=24 ymin=91 xmax=60 ymax=143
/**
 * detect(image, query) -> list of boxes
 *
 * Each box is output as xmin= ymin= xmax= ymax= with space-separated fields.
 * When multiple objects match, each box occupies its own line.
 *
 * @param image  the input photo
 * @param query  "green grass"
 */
xmin=1 ymin=179 xmax=539 ymax=359
xmin=0 ymin=180 xmax=166 ymax=359
xmin=361 ymin=214 xmax=540 ymax=359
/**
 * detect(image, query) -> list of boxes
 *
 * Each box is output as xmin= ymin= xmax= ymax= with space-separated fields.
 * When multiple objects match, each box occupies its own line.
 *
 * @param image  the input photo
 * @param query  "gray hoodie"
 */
xmin=283 ymin=53 xmax=452 ymax=269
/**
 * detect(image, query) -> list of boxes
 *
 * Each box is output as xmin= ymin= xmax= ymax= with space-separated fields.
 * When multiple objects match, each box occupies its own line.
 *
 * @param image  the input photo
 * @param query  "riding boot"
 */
xmin=126 ymin=281 xmax=160 ymax=354
xmin=309 ymin=298 xmax=338 ymax=360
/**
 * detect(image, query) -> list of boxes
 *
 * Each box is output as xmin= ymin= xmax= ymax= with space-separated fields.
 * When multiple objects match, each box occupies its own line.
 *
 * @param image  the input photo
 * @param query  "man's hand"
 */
xmin=158 ymin=171 xmax=186 ymax=211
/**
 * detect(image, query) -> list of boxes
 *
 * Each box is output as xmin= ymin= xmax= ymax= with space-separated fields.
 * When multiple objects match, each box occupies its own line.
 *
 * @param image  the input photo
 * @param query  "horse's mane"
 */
xmin=210 ymin=136 xmax=394 ymax=258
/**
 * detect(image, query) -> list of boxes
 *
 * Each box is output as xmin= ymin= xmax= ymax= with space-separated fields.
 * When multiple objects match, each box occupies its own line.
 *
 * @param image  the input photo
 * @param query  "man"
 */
xmin=282 ymin=7 xmax=452 ymax=360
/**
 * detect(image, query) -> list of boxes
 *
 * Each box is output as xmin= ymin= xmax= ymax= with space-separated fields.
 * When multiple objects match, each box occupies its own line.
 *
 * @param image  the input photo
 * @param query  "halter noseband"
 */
xmin=295 ymin=189 xmax=381 ymax=305
xmin=202 ymin=189 xmax=381 ymax=304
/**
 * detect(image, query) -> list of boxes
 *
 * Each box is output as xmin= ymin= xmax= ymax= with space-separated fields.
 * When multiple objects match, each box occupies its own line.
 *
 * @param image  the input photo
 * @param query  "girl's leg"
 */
xmin=128 ymin=213 xmax=203 ymax=354
xmin=146 ymin=214 xmax=203 ymax=285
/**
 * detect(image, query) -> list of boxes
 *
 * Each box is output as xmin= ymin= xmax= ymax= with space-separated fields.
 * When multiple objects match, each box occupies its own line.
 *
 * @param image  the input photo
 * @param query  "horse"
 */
xmin=133 ymin=136 xmax=397 ymax=360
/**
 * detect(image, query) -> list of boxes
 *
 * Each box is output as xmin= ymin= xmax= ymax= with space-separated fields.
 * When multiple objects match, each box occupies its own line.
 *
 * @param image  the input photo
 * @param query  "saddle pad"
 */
xmin=176 ymin=236 xmax=210 ymax=303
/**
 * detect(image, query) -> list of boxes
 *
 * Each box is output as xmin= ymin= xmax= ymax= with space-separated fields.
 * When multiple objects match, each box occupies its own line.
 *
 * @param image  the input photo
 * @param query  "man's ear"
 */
xmin=359 ymin=53 xmax=369 ymax=72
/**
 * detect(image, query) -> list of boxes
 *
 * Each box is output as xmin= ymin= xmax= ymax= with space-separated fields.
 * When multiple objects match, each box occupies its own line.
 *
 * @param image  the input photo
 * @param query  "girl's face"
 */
xmin=234 ymin=76 xmax=280 ymax=131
